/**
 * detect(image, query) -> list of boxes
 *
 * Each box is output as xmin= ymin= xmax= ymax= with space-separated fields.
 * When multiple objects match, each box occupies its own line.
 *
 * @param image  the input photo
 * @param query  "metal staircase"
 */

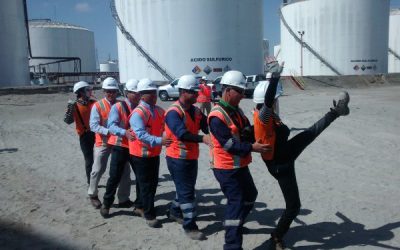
xmin=110 ymin=0 xmax=174 ymax=81
xmin=388 ymin=48 xmax=400 ymax=61
xmin=279 ymin=8 xmax=342 ymax=76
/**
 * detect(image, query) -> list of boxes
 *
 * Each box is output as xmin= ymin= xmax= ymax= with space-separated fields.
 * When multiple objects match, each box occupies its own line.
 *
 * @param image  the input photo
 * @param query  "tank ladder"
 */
xmin=110 ymin=0 xmax=174 ymax=81
xmin=388 ymin=48 xmax=400 ymax=61
xmin=279 ymin=7 xmax=342 ymax=76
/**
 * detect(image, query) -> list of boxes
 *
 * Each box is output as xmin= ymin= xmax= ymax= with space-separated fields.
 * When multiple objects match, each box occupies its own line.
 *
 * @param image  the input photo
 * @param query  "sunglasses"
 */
xmin=185 ymin=89 xmax=198 ymax=95
xmin=229 ymin=87 xmax=245 ymax=95
xmin=105 ymin=90 xmax=118 ymax=94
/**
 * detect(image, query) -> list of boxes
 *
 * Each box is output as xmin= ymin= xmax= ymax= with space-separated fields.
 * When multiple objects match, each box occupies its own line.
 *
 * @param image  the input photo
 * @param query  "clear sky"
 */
xmin=27 ymin=0 xmax=400 ymax=63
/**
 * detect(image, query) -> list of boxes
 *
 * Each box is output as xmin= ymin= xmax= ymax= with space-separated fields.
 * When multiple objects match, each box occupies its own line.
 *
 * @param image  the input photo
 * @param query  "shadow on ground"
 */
xmin=254 ymin=212 xmax=400 ymax=250
xmin=0 ymin=220 xmax=77 ymax=250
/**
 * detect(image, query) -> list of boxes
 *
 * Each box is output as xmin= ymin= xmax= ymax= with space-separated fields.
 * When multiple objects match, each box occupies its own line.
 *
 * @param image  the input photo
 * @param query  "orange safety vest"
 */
xmin=128 ymin=103 xmax=165 ymax=157
xmin=94 ymin=98 xmax=112 ymax=147
xmin=108 ymin=100 xmax=134 ymax=148
xmin=197 ymin=84 xmax=211 ymax=103
xmin=165 ymin=101 xmax=202 ymax=160
xmin=208 ymin=105 xmax=252 ymax=169
xmin=253 ymin=109 xmax=281 ymax=161
xmin=74 ymin=100 xmax=95 ymax=136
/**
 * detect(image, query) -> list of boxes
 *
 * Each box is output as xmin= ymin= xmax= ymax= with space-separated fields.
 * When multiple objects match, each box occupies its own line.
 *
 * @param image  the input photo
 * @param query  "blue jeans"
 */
xmin=213 ymin=167 xmax=258 ymax=250
xmin=166 ymin=156 xmax=198 ymax=230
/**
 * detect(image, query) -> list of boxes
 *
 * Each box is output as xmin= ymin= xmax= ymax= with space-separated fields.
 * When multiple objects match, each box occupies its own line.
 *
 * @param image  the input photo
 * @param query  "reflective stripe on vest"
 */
xmin=108 ymin=101 xmax=132 ymax=148
xmin=253 ymin=109 xmax=277 ymax=161
xmin=165 ymin=102 xmax=201 ymax=160
xmin=94 ymin=98 xmax=111 ymax=147
xmin=128 ymin=104 xmax=164 ymax=157
xmin=208 ymin=105 xmax=252 ymax=169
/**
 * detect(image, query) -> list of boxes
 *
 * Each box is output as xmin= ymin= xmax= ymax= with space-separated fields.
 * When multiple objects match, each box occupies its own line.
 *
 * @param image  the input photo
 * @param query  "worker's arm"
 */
xmin=209 ymin=117 xmax=252 ymax=156
xmin=64 ymin=101 xmax=75 ymax=125
xmin=165 ymin=110 xmax=204 ymax=143
xmin=129 ymin=112 xmax=161 ymax=147
xmin=107 ymin=104 xmax=126 ymax=136
xmin=89 ymin=105 xmax=109 ymax=135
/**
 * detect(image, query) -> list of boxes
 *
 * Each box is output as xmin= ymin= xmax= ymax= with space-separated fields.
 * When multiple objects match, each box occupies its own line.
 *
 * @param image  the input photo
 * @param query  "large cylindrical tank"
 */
xmin=115 ymin=0 xmax=263 ymax=82
xmin=29 ymin=20 xmax=96 ymax=73
xmin=0 ymin=0 xmax=29 ymax=87
xmin=280 ymin=0 xmax=390 ymax=76
xmin=389 ymin=9 xmax=400 ymax=73
xmin=100 ymin=61 xmax=119 ymax=72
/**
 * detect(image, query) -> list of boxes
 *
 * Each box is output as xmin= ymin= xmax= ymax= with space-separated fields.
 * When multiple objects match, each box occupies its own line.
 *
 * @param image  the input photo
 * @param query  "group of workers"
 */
xmin=64 ymin=68 xmax=350 ymax=250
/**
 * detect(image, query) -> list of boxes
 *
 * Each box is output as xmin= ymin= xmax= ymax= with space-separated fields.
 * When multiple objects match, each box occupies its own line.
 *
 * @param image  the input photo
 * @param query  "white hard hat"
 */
xmin=102 ymin=77 xmax=119 ymax=90
xmin=266 ymin=72 xmax=272 ymax=79
xmin=177 ymin=75 xmax=200 ymax=91
xmin=201 ymin=76 xmax=208 ymax=81
xmin=137 ymin=78 xmax=157 ymax=92
xmin=73 ymin=81 xmax=90 ymax=93
xmin=253 ymin=80 xmax=283 ymax=104
xmin=220 ymin=70 xmax=246 ymax=89
xmin=125 ymin=79 xmax=139 ymax=92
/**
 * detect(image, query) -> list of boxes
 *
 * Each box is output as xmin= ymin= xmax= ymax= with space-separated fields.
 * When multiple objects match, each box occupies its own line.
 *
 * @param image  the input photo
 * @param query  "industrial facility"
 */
xmin=279 ymin=0 xmax=390 ymax=76
xmin=29 ymin=19 xmax=96 ymax=75
xmin=1 ymin=0 xmax=400 ymax=88
xmin=114 ymin=0 xmax=264 ymax=82
xmin=0 ymin=1 xmax=30 ymax=87
xmin=389 ymin=8 xmax=400 ymax=73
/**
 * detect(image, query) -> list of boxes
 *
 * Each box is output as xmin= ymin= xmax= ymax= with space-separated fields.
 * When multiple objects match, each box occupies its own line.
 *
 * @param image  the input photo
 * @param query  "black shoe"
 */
xmin=270 ymin=233 xmax=286 ymax=250
xmin=89 ymin=196 xmax=102 ymax=209
xmin=146 ymin=218 xmax=161 ymax=228
xmin=132 ymin=207 xmax=145 ymax=218
xmin=166 ymin=210 xmax=184 ymax=225
xmin=100 ymin=205 xmax=110 ymax=218
xmin=116 ymin=199 xmax=134 ymax=208
xmin=185 ymin=229 xmax=206 ymax=240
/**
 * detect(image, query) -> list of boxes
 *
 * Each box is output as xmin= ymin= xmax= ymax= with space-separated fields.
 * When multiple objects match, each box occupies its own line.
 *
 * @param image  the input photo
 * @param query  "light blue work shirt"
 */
xmin=90 ymin=98 xmax=112 ymax=136
xmin=108 ymin=98 xmax=134 ymax=137
xmin=129 ymin=100 xmax=162 ymax=147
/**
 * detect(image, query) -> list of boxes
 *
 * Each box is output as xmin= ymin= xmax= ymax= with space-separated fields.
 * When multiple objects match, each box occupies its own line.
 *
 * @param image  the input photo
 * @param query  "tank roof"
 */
xmin=28 ymin=19 xmax=89 ymax=31
xmin=391 ymin=8 xmax=400 ymax=15
xmin=283 ymin=0 xmax=308 ymax=6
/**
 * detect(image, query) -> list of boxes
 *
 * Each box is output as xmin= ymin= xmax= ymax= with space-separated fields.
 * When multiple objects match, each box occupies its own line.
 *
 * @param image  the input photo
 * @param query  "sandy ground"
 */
xmin=0 ymin=85 xmax=399 ymax=250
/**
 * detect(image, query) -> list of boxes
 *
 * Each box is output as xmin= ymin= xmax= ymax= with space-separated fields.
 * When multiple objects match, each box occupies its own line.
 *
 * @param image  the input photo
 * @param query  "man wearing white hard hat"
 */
xmin=100 ymin=79 xmax=141 ymax=218
xmin=64 ymin=81 xmax=95 ymax=185
xmin=129 ymin=78 xmax=172 ymax=228
xmin=196 ymin=76 xmax=212 ymax=115
xmin=207 ymin=70 xmax=271 ymax=250
xmin=88 ymin=77 xmax=132 ymax=210
xmin=253 ymin=71 xmax=350 ymax=249
xmin=164 ymin=75 xmax=211 ymax=240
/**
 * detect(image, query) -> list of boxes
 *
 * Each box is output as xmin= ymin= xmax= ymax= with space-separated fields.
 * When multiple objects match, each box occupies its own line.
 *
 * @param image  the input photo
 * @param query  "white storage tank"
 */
xmin=115 ymin=0 xmax=264 ymax=82
xmin=29 ymin=19 xmax=96 ymax=73
xmin=280 ymin=0 xmax=390 ymax=76
xmin=389 ymin=9 xmax=400 ymax=73
xmin=0 ymin=0 xmax=29 ymax=87
xmin=100 ymin=61 xmax=119 ymax=72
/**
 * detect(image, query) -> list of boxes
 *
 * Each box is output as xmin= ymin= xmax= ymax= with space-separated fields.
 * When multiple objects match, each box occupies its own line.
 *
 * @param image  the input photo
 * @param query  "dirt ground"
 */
xmin=0 ymin=84 xmax=399 ymax=249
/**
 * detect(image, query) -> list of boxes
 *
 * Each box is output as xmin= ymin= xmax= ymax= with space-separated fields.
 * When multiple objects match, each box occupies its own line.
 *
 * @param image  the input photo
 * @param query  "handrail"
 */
xmin=389 ymin=48 xmax=400 ymax=61
xmin=110 ymin=0 xmax=174 ymax=81
xmin=279 ymin=7 xmax=342 ymax=75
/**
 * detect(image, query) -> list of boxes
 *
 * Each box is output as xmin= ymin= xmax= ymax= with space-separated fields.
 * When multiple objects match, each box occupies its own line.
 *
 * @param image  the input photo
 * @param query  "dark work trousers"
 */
xmin=213 ymin=167 xmax=258 ymax=250
xmin=103 ymin=146 xmax=138 ymax=208
xmin=130 ymin=155 xmax=160 ymax=220
xmin=79 ymin=131 xmax=95 ymax=185
xmin=265 ymin=111 xmax=337 ymax=239
xmin=166 ymin=156 xmax=199 ymax=231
